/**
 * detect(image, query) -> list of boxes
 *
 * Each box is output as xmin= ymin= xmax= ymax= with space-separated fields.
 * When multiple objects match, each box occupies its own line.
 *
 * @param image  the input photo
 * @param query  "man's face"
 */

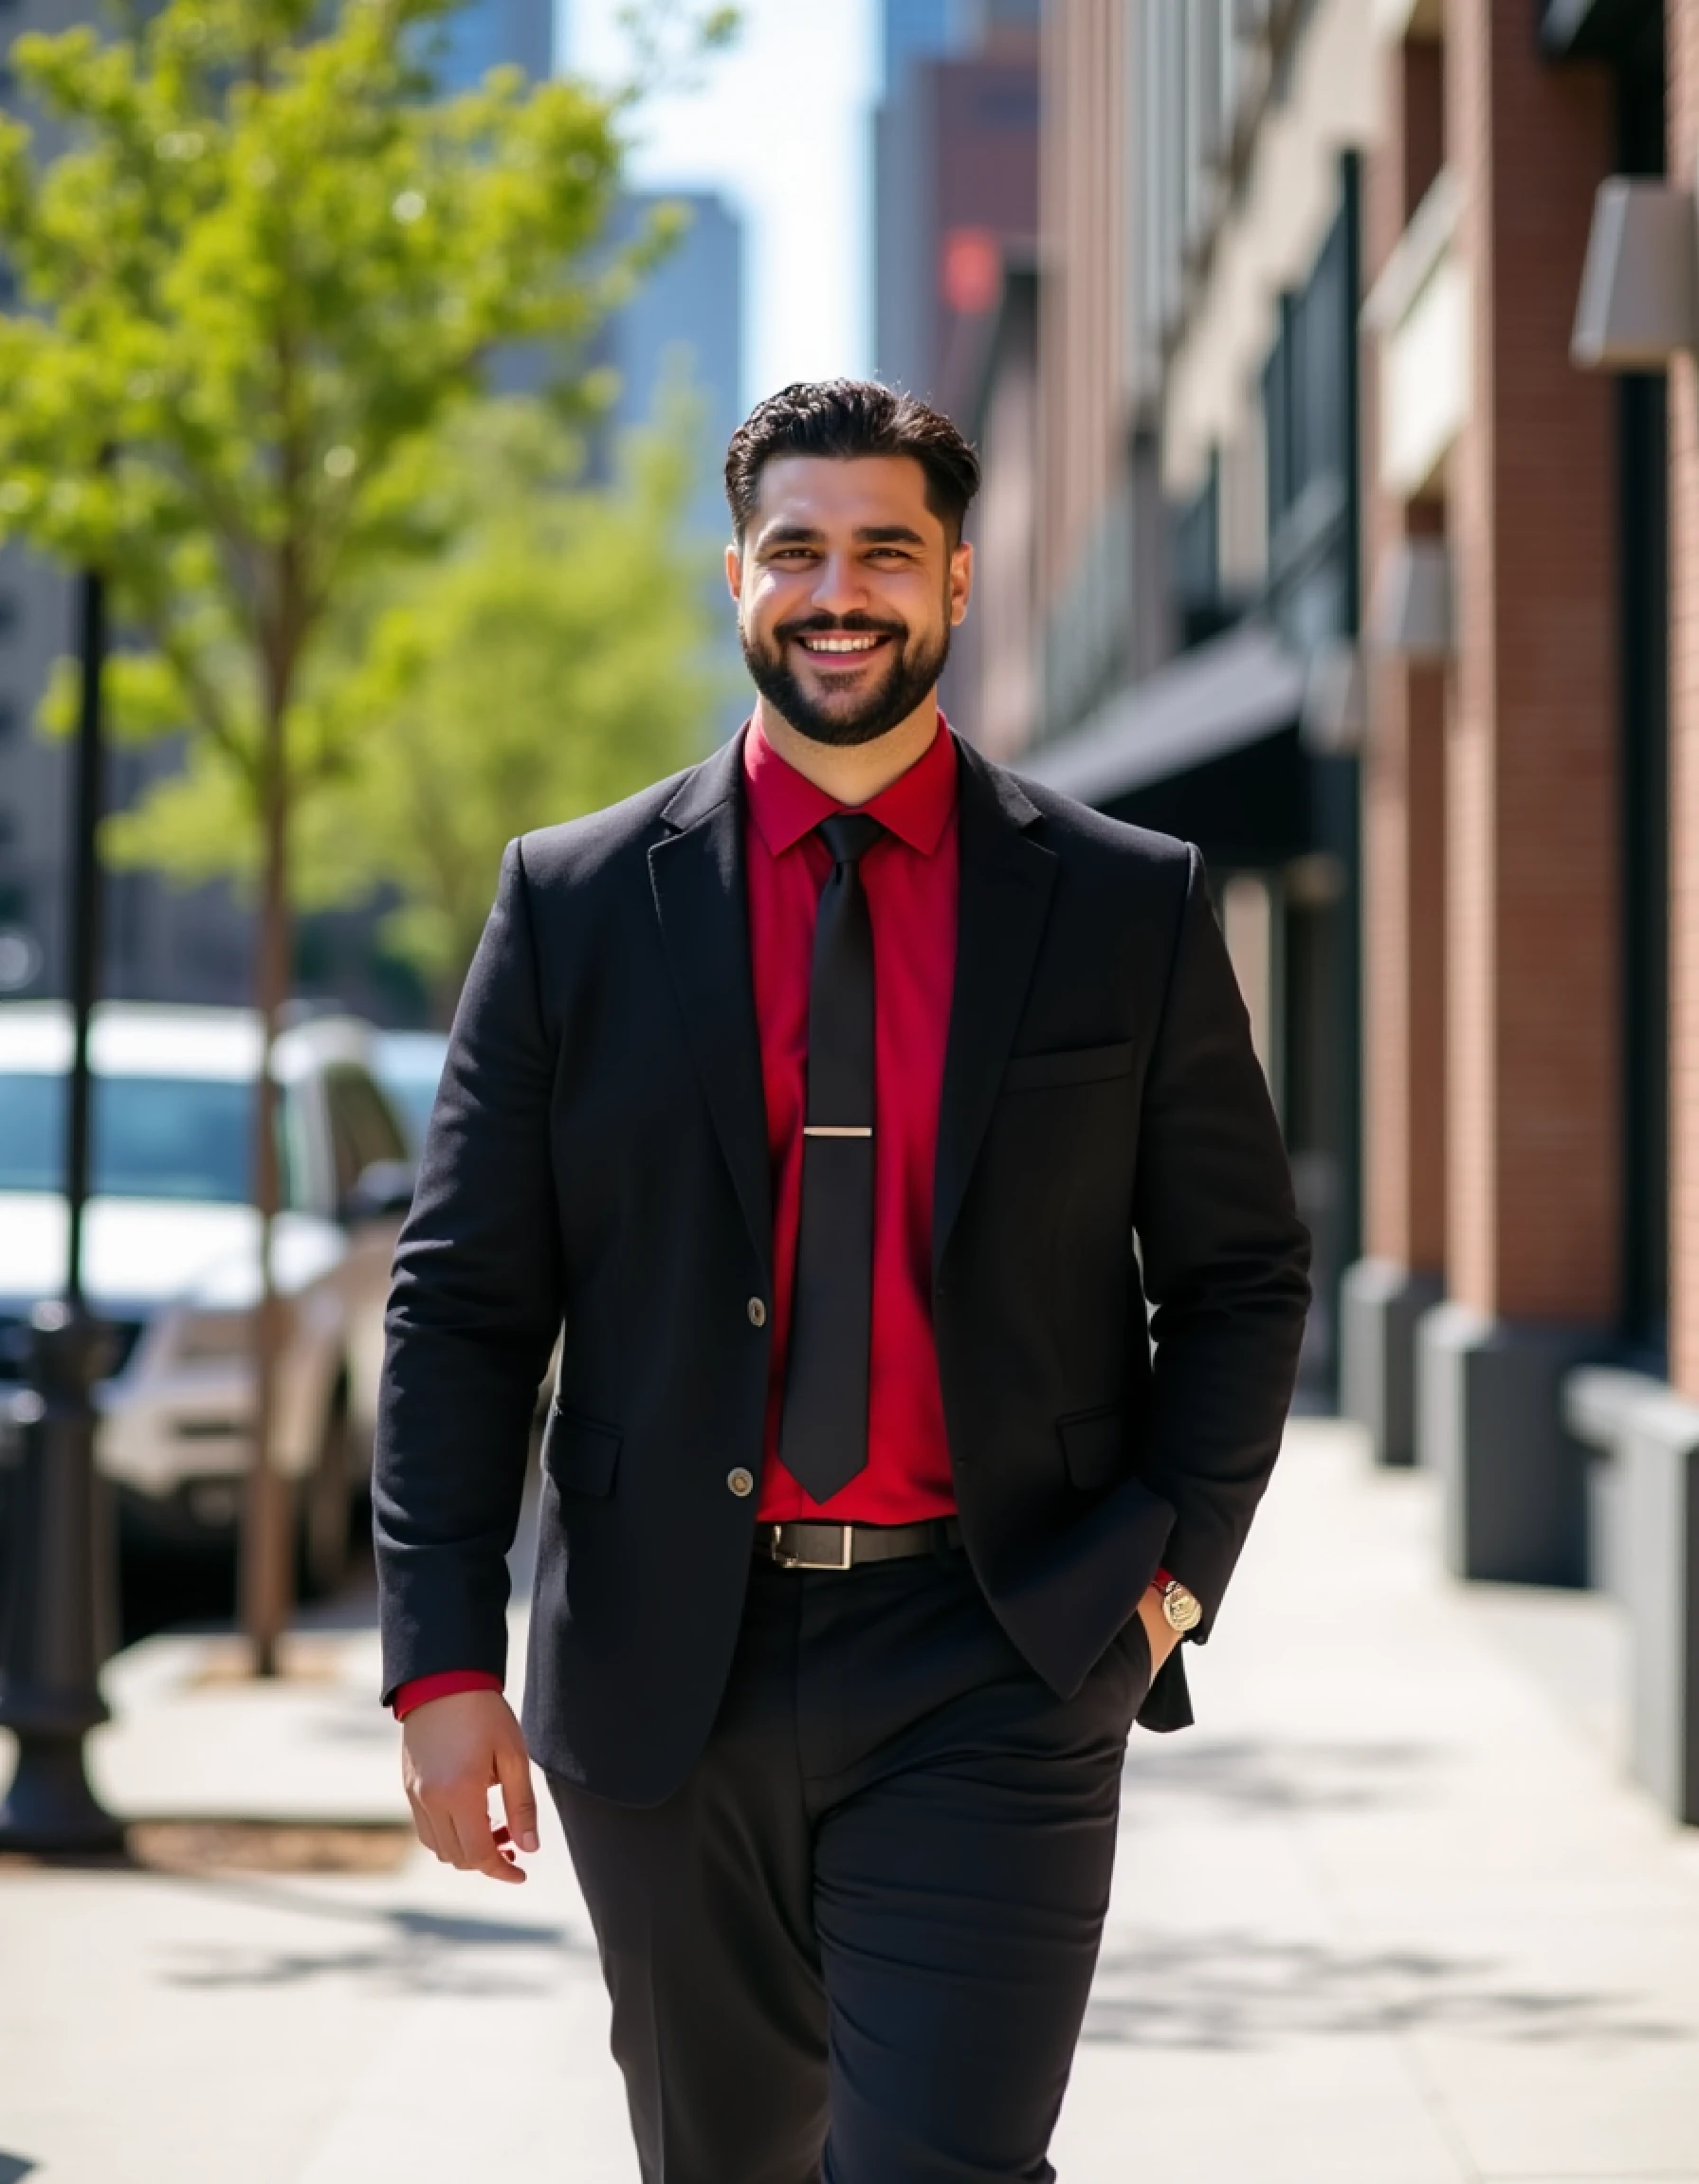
xmin=726 ymin=454 xmax=972 ymax=748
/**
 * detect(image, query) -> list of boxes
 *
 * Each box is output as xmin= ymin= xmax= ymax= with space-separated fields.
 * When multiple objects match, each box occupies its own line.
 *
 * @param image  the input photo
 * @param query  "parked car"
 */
xmin=372 ymin=1028 xmax=448 ymax=1159
xmin=0 ymin=1002 xmax=414 ymax=1591
xmin=370 ymin=1026 xmax=561 ymax=1429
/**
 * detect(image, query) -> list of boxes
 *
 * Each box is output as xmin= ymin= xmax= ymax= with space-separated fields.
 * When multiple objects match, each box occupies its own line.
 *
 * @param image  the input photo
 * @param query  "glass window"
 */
xmin=324 ymin=1065 xmax=409 ymax=1201
xmin=0 ymin=1072 xmax=256 ymax=1204
xmin=381 ymin=1070 xmax=436 ymax=1156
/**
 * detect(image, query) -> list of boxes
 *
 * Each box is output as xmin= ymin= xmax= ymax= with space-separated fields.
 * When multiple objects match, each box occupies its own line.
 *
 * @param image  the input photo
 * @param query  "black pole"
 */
xmin=65 ymin=566 xmax=104 ymax=1303
xmin=0 ymin=565 xmax=123 ymax=1853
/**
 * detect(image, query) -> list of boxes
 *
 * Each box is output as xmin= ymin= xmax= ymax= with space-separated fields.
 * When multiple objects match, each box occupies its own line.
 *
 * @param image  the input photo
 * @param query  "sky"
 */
xmin=557 ymin=0 xmax=882 ymax=408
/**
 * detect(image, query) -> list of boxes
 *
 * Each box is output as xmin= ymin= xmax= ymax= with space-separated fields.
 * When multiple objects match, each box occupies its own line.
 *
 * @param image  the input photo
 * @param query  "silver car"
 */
xmin=0 ymin=1003 xmax=413 ymax=1589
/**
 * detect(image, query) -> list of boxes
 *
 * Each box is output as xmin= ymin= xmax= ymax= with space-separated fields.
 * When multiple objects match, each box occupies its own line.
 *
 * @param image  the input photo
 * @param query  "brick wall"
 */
xmin=1361 ymin=34 xmax=1448 ymax=1275
xmin=1444 ymin=0 xmax=1619 ymax=1323
xmin=1670 ymin=4 xmax=1699 ymax=1392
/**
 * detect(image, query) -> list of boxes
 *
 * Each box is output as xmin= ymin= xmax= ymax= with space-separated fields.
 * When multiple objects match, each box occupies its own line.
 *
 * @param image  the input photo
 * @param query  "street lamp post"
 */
xmin=0 ymin=564 xmax=124 ymax=1853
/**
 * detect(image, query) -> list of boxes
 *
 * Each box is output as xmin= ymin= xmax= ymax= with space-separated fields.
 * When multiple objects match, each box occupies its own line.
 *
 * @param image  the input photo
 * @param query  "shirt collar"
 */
xmin=742 ymin=709 xmax=959 ymax=860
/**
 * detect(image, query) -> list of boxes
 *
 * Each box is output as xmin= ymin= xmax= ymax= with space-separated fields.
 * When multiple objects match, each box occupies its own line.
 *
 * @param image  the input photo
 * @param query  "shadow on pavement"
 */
xmin=1125 ymin=1735 xmax=1443 ymax=1815
xmin=1084 ymin=1930 xmax=1691 ymax=2052
xmin=150 ymin=1866 xmax=596 ymax=2000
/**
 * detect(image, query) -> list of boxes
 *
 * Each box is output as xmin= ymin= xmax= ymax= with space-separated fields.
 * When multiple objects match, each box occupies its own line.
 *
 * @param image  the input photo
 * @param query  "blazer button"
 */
xmin=727 ymin=1466 xmax=755 ymax=1498
xmin=747 ymin=1297 xmax=768 ymax=1328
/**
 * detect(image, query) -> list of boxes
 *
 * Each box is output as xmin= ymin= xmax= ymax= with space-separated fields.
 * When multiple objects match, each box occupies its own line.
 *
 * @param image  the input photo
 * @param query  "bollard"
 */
xmin=0 ymin=1301 xmax=123 ymax=1852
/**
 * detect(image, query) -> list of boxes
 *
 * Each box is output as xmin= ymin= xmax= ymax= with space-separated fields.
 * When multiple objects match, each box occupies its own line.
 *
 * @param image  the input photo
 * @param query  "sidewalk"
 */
xmin=3 ymin=1419 xmax=1698 ymax=2182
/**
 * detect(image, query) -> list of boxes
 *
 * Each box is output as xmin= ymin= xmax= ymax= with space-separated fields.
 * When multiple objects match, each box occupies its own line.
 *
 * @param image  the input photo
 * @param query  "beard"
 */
xmin=740 ymin=609 xmax=952 ymax=749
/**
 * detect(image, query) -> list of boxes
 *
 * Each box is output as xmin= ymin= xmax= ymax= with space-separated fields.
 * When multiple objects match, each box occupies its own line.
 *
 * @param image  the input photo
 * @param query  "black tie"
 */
xmin=779 ymin=812 xmax=884 ymax=1503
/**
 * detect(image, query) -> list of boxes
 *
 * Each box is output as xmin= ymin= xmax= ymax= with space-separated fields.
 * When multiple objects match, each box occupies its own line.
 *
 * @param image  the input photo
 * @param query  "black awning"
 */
xmin=1014 ymin=622 xmax=1313 ymax=869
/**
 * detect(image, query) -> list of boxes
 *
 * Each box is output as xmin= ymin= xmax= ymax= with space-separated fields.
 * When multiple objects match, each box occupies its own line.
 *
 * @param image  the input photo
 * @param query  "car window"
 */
xmin=0 ymin=1073 xmax=253 ymax=1204
xmin=324 ymin=1065 xmax=410 ymax=1202
xmin=375 ymin=1061 xmax=441 ymax=1156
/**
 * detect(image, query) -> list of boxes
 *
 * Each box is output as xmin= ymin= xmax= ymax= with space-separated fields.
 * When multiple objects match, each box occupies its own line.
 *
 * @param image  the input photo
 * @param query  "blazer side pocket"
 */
xmin=1003 ymin=1040 xmax=1136 ymax=1093
xmin=541 ymin=1404 xmax=623 ymax=1498
xmin=1057 ymin=1405 xmax=1127 ymax=1491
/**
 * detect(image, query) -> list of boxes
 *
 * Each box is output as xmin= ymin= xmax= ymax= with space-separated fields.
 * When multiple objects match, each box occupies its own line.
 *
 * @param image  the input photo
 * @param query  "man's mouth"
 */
xmin=791 ymin=630 xmax=896 ymax=662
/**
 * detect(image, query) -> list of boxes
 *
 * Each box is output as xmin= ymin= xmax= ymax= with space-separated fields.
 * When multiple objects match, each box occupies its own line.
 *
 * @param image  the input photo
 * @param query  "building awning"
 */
xmin=1014 ymin=621 xmax=1314 ymax=869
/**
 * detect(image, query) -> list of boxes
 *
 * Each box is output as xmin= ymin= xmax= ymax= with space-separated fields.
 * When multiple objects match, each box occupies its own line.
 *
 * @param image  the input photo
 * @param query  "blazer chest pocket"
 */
xmin=1057 ymin=1406 xmax=1127 ymax=1492
xmin=541 ymin=1404 xmax=622 ymax=1499
xmin=1003 ymin=1040 xmax=1135 ymax=1094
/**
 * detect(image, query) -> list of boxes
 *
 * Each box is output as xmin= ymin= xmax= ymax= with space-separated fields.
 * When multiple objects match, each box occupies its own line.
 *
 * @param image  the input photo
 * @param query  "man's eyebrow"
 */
xmin=754 ymin=521 xmax=929 ymax=549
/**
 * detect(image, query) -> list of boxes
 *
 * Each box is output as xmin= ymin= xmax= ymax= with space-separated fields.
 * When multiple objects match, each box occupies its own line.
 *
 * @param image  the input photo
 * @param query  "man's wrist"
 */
xmin=1136 ymin=1587 xmax=1181 ymax=1666
xmin=393 ymin=1669 xmax=504 ymax=1720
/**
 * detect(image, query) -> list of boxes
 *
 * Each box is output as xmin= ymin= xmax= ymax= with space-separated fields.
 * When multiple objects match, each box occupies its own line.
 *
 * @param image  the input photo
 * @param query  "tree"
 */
xmin=0 ymin=0 xmax=726 ymax=1671
xmin=109 ymin=394 xmax=730 ymax=1017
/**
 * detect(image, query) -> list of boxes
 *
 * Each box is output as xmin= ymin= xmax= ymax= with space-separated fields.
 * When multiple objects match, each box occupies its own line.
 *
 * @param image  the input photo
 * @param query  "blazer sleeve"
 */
xmin=373 ymin=838 xmax=566 ymax=1703
xmin=1131 ymin=844 xmax=1311 ymax=1642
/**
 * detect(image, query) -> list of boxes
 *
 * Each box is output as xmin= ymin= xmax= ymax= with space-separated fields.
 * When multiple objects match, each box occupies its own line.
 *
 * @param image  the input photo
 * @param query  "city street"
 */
xmin=3 ymin=1418 xmax=1697 ymax=2184
xmin=4 ymin=3 xmax=1697 ymax=2179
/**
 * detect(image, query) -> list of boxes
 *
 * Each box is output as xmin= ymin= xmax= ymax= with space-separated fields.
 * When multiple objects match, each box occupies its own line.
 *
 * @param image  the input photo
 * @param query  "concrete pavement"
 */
xmin=3 ymin=1417 xmax=1698 ymax=2182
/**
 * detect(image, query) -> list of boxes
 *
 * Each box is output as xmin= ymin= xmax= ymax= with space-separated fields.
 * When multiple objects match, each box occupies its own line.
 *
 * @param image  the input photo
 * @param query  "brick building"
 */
xmin=988 ymin=0 xmax=1376 ymax=1388
xmin=959 ymin=0 xmax=1699 ymax=1817
xmin=1352 ymin=1 xmax=1648 ymax=1574
xmin=1354 ymin=0 xmax=1698 ymax=1823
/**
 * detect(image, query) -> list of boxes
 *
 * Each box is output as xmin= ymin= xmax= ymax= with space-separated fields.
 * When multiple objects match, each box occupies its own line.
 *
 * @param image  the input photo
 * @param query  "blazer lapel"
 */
xmin=649 ymin=735 xmax=773 ymax=1281
xmin=934 ymin=739 xmax=1057 ymax=1271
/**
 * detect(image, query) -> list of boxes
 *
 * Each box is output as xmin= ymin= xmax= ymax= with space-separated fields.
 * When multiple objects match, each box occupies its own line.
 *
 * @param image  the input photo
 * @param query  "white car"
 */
xmin=0 ymin=1002 xmax=414 ymax=1589
xmin=373 ymin=1028 xmax=448 ymax=1158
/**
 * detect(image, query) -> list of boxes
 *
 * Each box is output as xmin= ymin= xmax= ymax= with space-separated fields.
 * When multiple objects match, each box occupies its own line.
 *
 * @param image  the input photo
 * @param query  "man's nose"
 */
xmin=809 ymin=554 xmax=868 ymax=617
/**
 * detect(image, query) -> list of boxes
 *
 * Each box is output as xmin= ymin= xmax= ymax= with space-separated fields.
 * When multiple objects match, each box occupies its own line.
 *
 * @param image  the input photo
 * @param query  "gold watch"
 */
xmin=1158 ymin=1577 xmax=1202 ymax=1634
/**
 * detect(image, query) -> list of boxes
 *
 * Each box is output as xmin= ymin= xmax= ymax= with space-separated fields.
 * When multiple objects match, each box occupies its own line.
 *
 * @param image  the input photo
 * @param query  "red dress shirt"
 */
xmin=393 ymin=713 xmax=960 ymax=1719
xmin=743 ymin=711 xmax=959 ymax=1524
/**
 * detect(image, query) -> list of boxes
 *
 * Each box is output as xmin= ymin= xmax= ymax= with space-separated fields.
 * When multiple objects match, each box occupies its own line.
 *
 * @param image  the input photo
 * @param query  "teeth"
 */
xmin=801 ymin=635 xmax=882 ymax=654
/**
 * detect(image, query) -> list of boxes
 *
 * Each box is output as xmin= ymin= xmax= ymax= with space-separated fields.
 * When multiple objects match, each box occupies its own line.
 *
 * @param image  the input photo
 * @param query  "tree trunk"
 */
xmin=239 ymin=701 xmax=293 ymax=1678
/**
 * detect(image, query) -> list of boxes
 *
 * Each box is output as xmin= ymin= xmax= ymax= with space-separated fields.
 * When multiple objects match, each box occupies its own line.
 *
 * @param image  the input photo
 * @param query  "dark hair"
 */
xmin=724 ymin=379 xmax=981 ymax=543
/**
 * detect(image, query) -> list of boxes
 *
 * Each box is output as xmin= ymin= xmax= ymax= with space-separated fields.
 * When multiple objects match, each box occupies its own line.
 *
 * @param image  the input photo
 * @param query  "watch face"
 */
xmin=1162 ymin=1582 xmax=1202 ymax=1632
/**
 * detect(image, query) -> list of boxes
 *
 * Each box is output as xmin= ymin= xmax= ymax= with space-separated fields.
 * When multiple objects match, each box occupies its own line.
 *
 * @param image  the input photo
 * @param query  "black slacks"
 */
xmin=550 ymin=1539 xmax=1152 ymax=2184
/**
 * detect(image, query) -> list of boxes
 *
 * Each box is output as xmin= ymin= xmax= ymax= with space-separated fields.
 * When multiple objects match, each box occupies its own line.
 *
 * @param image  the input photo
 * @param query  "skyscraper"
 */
xmin=871 ymin=0 xmax=1039 ymax=411
xmin=427 ymin=0 xmax=556 ymax=90
xmin=595 ymin=191 xmax=745 ymax=548
xmin=586 ymin=189 xmax=747 ymax=740
xmin=883 ymin=0 xmax=960 ymax=91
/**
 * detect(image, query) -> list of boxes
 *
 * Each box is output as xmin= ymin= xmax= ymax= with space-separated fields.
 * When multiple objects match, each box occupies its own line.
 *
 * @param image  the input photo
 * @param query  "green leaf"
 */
xmin=1 ymin=0 xmax=739 ymax=1042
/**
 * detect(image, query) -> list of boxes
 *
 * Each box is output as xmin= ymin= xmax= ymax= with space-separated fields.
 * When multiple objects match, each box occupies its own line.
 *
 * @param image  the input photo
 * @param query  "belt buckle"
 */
xmin=770 ymin=1522 xmax=854 ymax=1572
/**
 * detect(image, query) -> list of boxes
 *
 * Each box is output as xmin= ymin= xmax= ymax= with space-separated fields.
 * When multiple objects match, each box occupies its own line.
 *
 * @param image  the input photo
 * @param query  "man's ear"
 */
xmin=949 ymin=539 xmax=974 ymax=628
xmin=724 ymin=540 xmax=743 ymax=604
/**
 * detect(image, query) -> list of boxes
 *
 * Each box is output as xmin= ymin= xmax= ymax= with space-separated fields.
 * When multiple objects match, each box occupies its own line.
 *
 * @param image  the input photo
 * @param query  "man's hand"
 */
xmin=402 ymin=1689 xmax=539 ymax=1885
xmin=1134 ymin=1586 xmax=1184 ymax=1680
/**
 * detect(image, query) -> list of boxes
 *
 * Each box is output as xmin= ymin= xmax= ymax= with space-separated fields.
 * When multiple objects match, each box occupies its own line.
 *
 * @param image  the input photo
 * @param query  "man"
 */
xmin=376 ymin=379 xmax=1310 ymax=2183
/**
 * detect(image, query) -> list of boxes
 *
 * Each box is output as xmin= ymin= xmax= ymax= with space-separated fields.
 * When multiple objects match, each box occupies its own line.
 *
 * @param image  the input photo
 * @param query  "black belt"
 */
xmin=755 ymin=1517 xmax=963 ymax=1572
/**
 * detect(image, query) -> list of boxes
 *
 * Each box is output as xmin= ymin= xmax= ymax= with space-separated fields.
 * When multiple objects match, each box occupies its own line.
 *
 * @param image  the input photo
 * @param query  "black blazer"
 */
xmin=374 ymin=731 xmax=1310 ymax=1805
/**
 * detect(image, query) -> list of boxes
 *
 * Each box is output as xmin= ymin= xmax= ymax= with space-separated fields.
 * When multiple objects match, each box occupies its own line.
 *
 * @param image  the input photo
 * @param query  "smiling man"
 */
xmin=375 ymin=380 xmax=1311 ymax=2183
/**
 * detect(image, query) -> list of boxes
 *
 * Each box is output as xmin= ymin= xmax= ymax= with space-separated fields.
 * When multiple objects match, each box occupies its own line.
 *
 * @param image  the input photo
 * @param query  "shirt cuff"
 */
xmin=393 ymin=1669 xmax=503 ymax=1720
